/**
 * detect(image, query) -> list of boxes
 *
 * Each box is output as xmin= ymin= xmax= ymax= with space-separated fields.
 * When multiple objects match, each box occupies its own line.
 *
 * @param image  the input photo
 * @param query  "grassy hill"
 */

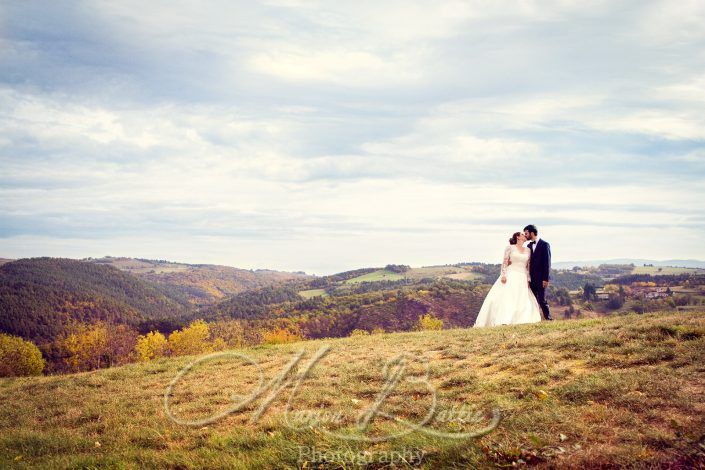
xmin=1 ymin=311 xmax=704 ymax=468
xmin=632 ymin=265 xmax=705 ymax=275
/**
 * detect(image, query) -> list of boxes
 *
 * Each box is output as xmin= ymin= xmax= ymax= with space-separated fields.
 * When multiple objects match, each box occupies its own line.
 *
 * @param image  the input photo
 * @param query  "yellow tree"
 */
xmin=168 ymin=319 xmax=213 ymax=356
xmin=208 ymin=320 xmax=246 ymax=348
xmin=417 ymin=313 xmax=443 ymax=331
xmin=262 ymin=327 xmax=302 ymax=345
xmin=0 ymin=333 xmax=46 ymax=377
xmin=62 ymin=322 xmax=109 ymax=372
xmin=134 ymin=331 xmax=168 ymax=361
xmin=350 ymin=329 xmax=370 ymax=337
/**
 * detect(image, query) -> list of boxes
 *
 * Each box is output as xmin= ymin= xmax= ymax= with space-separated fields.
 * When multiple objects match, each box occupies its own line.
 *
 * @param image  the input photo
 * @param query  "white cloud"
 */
xmin=1 ymin=0 xmax=705 ymax=271
xmin=247 ymin=47 xmax=427 ymax=86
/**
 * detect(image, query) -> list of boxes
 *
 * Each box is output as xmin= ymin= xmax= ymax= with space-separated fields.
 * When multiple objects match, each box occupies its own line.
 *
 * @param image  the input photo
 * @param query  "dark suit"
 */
xmin=528 ymin=239 xmax=552 ymax=320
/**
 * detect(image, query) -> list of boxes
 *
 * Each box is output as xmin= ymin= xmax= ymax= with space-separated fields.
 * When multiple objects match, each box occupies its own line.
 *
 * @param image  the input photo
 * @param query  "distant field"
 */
xmin=632 ymin=266 xmax=705 ymax=275
xmin=298 ymin=288 xmax=328 ymax=299
xmin=93 ymin=257 xmax=191 ymax=274
xmin=1 ymin=311 xmax=703 ymax=468
xmin=344 ymin=269 xmax=405 ymax=283
xmin=341 ymin=266 xmax=482 ymax=284
xmin=443 ymin=272 xmax=480 ymax=281
xmin=404 ymin=266 xmax=481 ymax=282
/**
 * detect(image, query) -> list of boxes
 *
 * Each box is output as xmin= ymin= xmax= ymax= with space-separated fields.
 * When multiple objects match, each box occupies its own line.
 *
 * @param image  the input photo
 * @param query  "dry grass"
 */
xmin=1 ymin=311 xmax=705 ymax=469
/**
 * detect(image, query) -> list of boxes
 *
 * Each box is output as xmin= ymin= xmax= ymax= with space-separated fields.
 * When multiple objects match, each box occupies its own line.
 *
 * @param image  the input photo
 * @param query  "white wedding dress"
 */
xmin=474 ymin=245 xmax=543 ymax=327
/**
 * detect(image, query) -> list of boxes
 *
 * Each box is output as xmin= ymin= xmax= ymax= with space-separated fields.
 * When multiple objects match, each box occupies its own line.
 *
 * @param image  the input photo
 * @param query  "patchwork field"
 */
xmin=343 ymin=269 xmax=405 ymax=284
xmin=631 ymin=265 xmax=705 ymax=275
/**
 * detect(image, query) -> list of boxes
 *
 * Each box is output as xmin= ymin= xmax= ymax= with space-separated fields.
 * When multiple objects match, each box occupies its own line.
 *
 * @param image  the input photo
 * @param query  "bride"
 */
xmin=474 ymin=231 xmax=543 ymax=327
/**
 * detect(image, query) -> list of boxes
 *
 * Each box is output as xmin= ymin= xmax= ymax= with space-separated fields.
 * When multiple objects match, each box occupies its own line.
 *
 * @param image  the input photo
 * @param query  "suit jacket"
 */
xmin=528 ymin=239 xmax=551 ymax=283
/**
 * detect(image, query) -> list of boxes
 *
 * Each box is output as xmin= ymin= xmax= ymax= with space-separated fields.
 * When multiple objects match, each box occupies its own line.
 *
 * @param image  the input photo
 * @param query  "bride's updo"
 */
xmin=509 ymin=232 xmax=521 ymax=245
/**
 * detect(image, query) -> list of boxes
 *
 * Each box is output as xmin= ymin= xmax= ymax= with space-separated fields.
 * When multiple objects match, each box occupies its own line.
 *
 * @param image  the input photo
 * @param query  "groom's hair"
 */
xmin=523 ymin=224 xmax=538 ymax=235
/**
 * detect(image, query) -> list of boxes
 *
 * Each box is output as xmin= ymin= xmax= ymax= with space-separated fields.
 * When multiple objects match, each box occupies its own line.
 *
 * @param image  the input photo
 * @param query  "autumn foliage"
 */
xmin=0 ymin=333 xmax=45 ymax=376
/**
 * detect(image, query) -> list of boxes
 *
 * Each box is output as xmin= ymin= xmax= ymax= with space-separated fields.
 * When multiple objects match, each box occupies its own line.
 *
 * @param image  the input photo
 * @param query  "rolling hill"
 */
xmin=553 ymin=259 xmax=705 ymax=270
xmin=0 ymin=311 xmax=703 ymax=468
xmin=85 ymin=257 xmax=312 ymax=306
xmin=201 ymin=279 xmax=488 ymax=340
xmin=0 ymin=258 xmax=193 ymax=345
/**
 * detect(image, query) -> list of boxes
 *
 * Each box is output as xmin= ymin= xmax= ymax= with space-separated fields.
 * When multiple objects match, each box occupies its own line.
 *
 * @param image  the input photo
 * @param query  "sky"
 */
xmin=1 ymin=0 xmax=704 ymax=275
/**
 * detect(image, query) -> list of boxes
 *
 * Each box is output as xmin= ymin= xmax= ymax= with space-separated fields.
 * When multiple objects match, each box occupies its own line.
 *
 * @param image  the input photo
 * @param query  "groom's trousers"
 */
xmin=530 ymin=281 xmax=552 ymax=320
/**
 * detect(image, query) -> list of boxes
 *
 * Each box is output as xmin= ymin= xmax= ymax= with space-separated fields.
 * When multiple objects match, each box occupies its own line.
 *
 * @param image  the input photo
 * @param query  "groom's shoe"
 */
xmin=544 ymin=315 xmax=554 ymax=321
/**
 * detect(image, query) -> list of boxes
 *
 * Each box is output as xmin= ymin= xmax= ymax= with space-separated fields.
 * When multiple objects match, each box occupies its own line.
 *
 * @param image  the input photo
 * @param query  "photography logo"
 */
xmin=164 ymin=344 xmax=501 ymax=443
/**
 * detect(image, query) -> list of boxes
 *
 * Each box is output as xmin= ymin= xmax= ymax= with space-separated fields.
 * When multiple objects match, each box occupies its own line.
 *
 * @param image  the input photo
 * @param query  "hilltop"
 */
xmin=1 ymin=311 xmax=703 ymax=468
xmin=85 ymin=257 xmax=312 ymax=306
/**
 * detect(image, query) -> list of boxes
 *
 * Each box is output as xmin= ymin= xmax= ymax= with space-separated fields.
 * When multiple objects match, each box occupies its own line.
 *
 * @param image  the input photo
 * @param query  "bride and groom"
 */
xmin=474 ymin=224 xmax=553 ymax=327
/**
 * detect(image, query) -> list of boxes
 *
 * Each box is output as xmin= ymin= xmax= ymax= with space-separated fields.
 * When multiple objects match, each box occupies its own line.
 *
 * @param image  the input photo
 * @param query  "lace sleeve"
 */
xmin=526 ymin=249 xmax=531 ymax=281
xmin=500 ymin=245 xmax=511 ymax=277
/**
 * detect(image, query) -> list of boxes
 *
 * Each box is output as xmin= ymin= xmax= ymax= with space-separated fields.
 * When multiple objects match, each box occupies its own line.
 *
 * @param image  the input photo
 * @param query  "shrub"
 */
xmin=0 ymin=333 xmax=45 ymax=376
xmin=417 ymin=313 xmax=443 ymax=331
xmin=168 ymin=319 xmax=213 ymax=356
xmin=208 ymin=320 xmax=246 ymax=348
xmin=350 ymin=329 xmax=370 ymax=337
xmin=56 ymin=321 xmax=138 ymax=372
xmin=607 ymin=293 xmax=625 ymax=310
xmin=263 ymin=328 xmax=302 ymax=345
xmin=135 ymin=331 xmax=168 ymax=361
xmin=61 ymin=322 xmax=109 ymax=372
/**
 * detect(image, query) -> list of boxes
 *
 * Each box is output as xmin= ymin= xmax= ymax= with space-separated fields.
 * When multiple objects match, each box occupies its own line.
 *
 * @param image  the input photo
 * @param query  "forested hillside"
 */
xmin=0 ymin=258 xmax=193 ymax=344
xmin=203 ymin=279 xmax=489 ymax=339
xmin=86 ymin=257 xmax=311 ymax=305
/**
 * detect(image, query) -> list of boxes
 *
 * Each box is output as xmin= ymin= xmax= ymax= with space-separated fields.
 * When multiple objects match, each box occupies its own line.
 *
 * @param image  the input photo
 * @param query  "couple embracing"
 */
xmin=474 ymin=224 xmax=553 ymax=327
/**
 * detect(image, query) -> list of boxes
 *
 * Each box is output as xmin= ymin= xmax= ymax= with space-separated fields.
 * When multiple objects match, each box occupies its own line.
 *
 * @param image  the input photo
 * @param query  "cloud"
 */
xmin=0 ymin=0 xmax=704 ymax=273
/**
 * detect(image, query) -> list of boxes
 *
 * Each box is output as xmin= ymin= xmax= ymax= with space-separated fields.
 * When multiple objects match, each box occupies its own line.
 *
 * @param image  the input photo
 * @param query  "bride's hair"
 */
xmin=509 ymin=232 xmax=521 ymax=245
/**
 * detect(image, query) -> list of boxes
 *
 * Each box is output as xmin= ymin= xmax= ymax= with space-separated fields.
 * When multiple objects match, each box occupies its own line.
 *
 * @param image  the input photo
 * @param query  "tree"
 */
xmin=385 ymin=264 xmax=411 ymax=273
xmin=59 ymin=321 xmax=138 ymax=371
xmin=582 ymin=283 xmax=597 ymax=301
xmin=263 ymin=327 xmax=302 ymax=344
xmin=607 ymin=293 xmax=625 ymax=310
xmin=168 ymin=319 xmax=213 ymax=356
xmin=550 ymin=287 xmax=572 ymax=306
xmin=0 ymin=333 xmax=45 ymax=377
xmin=135 ymin=331 xmax=168 ymax=361
xmin=208 ymin=320 xmax=246 ymax=348
xmin=105 ymin=324 xmax=139 ymax=367
xmin=563 ymin=305 xmax=575 ymax=319
xmin=61 ymin=322 xmax=110 ymax=372
xmin=416 ymin=313 xmax=443 ymax=331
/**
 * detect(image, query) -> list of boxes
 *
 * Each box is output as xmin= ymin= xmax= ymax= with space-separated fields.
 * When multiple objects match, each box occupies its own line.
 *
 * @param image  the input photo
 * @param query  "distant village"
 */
xmin=550 ymin=263 xmax=705 ymax=317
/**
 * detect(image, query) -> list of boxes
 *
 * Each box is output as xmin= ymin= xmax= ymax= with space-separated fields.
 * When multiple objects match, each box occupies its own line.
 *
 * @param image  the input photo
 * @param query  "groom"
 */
xmin=524 ymin=224 xmax=553 ymax=321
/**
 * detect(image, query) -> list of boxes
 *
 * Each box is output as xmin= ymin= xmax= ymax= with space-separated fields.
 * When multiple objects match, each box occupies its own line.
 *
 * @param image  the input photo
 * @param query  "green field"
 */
xmin=404 ymin=266 xmax=482 ymax=282
xmin=632 ymin=265 xmax=705 ymax=275
xmin=343 ymin=266 xmax=482 ymax=285
xmin=92 ymin=257 xmax=192 ymax=274
xmin=297 ymin=288 xmax=328 ymax=299
xmin=2 ymin=311 xmax=704 ymax=468
xmin=343 ymin=269 xmax=405 ymax=284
